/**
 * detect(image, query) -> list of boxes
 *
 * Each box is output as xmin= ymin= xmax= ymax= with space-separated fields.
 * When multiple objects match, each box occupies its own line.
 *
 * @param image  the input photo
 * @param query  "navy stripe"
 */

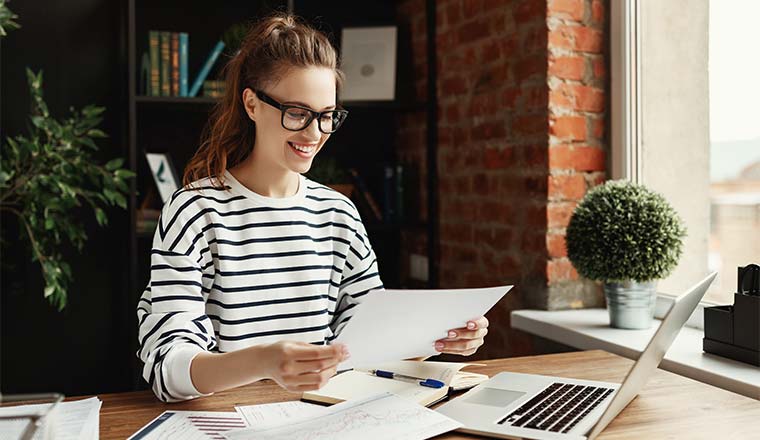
xmin=306 ymin=194 xmax=354 ymax=209
xmin=161 ymin=193 xmax=247 ymax=240
xmin=169 ymin=185 xmax=231 ymax=204
xmin=139 ymin=312 xmax=179 ymax=358
xmin=152 ymin=295 xmax=205 ymax=303
xmin=212 ymin=249 xmax=346 ymax=262
xmin=211 ymin=279 xmax=329 ymax=293
xmin=208 ymin=308 xmax=327 ymax=325
xmin=206 ymin=294 xmax=330 ymax=309
xmin=217 ymin=324 xmax=330 ymax=341
xmin=152 ymin=280 xmax=204 ymax=289
xmin=216 ymin=264 xmax=337 ymax=277
xmin=170 ymin=218 xmax=358 ymax=252
xmin=341 ymin=259 xmax=377 ymax=286
xmin=151 ymin=264 xmax=202 ymax=273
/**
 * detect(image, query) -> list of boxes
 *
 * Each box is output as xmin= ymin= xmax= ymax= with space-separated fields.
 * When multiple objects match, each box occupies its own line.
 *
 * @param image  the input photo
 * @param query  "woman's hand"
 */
xmin=260 ymin=341 xmax=349 ymax=392
xmin=434 ymin=316 xmax=489 ymax=356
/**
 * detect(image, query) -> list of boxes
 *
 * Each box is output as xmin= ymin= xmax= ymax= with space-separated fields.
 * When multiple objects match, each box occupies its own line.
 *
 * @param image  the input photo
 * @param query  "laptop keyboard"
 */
xmin=496 ymin=382 xmax=615 ymax=434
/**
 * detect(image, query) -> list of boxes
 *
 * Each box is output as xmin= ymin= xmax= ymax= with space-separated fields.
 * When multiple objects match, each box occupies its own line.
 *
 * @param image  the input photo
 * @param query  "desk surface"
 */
xmin=79 ymin=350 xmax=760 ymax=439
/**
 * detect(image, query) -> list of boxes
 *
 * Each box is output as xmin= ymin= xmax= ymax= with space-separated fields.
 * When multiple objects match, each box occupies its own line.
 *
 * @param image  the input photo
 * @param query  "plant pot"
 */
xmin=603 ymin=280 xmax=658 ymax=329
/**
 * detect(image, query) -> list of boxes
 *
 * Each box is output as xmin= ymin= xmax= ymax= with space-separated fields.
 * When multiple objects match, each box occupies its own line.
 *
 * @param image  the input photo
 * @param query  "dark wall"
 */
xmin=1 ymin=0 xmax=133 ymax=395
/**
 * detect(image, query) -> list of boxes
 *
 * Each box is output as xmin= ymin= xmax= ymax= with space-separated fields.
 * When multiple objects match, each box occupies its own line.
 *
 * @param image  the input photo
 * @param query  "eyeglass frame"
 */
xmin=254 ymin=90 xmax=349 ymax=134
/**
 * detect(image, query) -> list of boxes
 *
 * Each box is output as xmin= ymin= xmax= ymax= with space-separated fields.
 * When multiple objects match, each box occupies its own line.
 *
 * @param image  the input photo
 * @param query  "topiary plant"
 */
xmin=566 ymin=180 xmax=686 ymax=283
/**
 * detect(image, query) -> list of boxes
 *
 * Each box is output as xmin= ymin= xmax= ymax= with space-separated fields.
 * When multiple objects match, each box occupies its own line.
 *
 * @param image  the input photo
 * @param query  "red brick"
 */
xmin=547 ymin=233 xmax=568 ymax=258
xmin=514 ymin=0 xmax=546 ymax=22
xmin=446 ymin=102 xmax=461 ymax=123
xmin=548 ymin=174 xmax=586 ymax=200
xmin=549 ymin=25 xmax=603 ymax=53
xmin=459 ymin=20 xmax=491 ymax=42
xmin=521 ymin=85 xmax=548 ymax=110
xmin=513 ymin=114 xmax=547 ymax=136
xmin=592 ymin=0 xmax=605 ymax=24
xmin=522 ymin=232 xmax=546 ymax=255
xmin=547 ymin=258 xmax=579 ymax=284
xmin=463 ymin=0 xmax=484 ymax=16
xmin=502 ymin=88 xmax=519 ymax=107
xmin=548 ymin=0 xmax=585 ymax=21
xmin=516 ymin=54 xmax=546 ymax=81
xmin=550 ymin=115 xmax=587 ymax=141
xmin=593 ymin=57 xmax=606 ymax=79
xmin=553 ymin=84 xmax=605 ymax=112
xmin=481 ymin=40 xmax=502 ymax=61
xmin=549 ymin=144 xmax=605 ymax=171
xmin=548 ymin=56 xmax=586 ymax=81
xmin=484 ymin=146 xmax=515 ymax=169
xmin=547 ymin=201 xmax=576 ymax=228
xmin=592 ymin=116 xmax=605 ymax=138
xmin=472 ymin=122 xmax=507 ymax=141
xmin=442 ymin=76 xmax=467 ymax=95
xmin=446 ymin=2 xmax=462 ymax=27
xmin=522 ymin=144 xmax=548 ymax=167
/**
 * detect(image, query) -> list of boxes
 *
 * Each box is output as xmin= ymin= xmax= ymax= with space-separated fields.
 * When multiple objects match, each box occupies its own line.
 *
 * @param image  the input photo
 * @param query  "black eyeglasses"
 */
xmin=255 ymin=90 xmax=348 ymax=134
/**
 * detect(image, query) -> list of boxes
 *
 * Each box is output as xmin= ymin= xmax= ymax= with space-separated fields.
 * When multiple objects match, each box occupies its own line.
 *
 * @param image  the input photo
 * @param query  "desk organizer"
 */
xmin=703 ymin=264 xmax=760 ymax=366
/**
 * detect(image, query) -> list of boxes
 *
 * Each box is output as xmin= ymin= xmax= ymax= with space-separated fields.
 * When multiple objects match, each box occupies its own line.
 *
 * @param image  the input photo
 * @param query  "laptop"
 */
xmin=436 ymin=272 xmax=717 ymax=440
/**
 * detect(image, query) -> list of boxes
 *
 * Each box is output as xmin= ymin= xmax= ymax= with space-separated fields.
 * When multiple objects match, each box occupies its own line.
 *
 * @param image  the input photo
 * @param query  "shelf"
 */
xmin=135 ymin=95 xmax=219 ymax=105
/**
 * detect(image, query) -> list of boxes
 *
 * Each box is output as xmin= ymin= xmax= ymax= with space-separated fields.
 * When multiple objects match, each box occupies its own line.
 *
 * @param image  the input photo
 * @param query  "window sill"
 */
xmin=511 ymin=308 xmax=760 ymax=399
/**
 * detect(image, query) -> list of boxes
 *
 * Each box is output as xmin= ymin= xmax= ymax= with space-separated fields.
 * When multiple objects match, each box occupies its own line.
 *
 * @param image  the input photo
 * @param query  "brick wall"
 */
xmin=394 ymin=0 xmax=609 ymax=359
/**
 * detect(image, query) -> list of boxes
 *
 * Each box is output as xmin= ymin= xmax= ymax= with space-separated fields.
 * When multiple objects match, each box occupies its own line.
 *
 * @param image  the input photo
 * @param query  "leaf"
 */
xmin=86 ymin=128 xmax=108 ymax=138
xmin=105 ymin=158 xmax=124 ymax=171
xmin=95 ymin=207 xmax=107 ymax=226
xmin=44 ymin=285 xmax=55 ymax=298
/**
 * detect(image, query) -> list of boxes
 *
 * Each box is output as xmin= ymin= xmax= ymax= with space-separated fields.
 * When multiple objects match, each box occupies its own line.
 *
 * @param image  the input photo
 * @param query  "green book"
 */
xmin=159 ymin=31 xmax=170 ymax=96
xmin=148 ymin=31 xmax=159 ymax=96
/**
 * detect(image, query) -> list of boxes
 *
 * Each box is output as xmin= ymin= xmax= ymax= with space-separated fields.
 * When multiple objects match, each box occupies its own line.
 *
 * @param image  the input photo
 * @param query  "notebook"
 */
xmin=301 ymin=361 xmax=489 ymax=407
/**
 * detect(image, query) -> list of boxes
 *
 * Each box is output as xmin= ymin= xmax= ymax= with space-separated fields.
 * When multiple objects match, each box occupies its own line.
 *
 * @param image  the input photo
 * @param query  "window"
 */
xmin=612 ymin=0 xmax=759 ymax=308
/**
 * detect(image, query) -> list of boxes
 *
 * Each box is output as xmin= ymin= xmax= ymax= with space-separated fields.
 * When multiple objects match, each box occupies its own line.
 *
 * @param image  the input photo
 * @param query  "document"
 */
xmin=223 ymin=392 xmax=462 ymax=440
xmin=334 ymin=285 xmax=512 ymax=370
xmin=127 ymin=410 xmax=247 ymax=440
xmin=234 ymin=401 xmax=326 ymax=427
xmin=0 ymin=396 xmax=101 ymax=440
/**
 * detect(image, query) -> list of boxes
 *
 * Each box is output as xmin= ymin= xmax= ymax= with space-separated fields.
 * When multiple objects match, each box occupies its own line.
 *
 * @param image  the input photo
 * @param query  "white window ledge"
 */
xmin=511 ymin=308 xmax=760 ymax=399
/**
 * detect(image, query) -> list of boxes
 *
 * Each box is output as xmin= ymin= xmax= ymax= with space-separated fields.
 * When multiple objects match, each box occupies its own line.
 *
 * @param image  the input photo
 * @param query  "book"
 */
xmin=159 ymin=31 xmax=170 ymax=96
xmin=301 ymin=360 xmax=488 ymax=407
xmin=139 ymin=51 xmax=150 ymax=95
xmin=189 ymin=40 xmax=225 ymax=97
xmin=179 ymin=32 xmax=189 ymax=96
xmin=170 ymin=32 xmax=179 ymax=96
xmin=348 ymin=168 xmax=382 ymax=222
xmin=148 ymin=31 xmax=159 ymax=96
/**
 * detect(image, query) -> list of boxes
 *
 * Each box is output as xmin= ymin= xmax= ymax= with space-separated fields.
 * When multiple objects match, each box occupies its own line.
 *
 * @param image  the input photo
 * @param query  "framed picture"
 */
xmin=340 ymin=26 xmax=397 ymax=101
xmin=145 ymin=152 xmax=180 ymax=203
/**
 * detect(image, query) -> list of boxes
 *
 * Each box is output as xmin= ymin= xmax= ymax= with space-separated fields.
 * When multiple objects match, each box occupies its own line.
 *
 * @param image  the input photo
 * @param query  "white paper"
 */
xmin=127 ymin=410 xmax=247 ymax=440
xmin=334 ymin=285 xmax=512 ymax=370
xmin=0 ymin=397 xmax=101 ymax=440
xmin=223 ymin=392 xmax=462 ymax=440
xmin=234 ymin=401 xmax=326 ymax=428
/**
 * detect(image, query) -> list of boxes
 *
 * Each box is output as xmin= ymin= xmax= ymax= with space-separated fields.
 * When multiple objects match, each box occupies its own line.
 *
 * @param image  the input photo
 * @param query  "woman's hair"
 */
xmin=183 ymin=12 xmax=344 ymax=187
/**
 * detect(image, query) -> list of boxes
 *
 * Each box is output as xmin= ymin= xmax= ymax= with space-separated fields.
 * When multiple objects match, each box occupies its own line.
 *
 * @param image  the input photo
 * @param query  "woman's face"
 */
xmin=244 ymin=66 xmax=337 ymax=175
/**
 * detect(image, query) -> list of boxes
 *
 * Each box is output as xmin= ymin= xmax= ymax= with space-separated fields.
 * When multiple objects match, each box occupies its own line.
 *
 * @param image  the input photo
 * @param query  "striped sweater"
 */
xmin=136 ymin=170 xmax=383 ymax=402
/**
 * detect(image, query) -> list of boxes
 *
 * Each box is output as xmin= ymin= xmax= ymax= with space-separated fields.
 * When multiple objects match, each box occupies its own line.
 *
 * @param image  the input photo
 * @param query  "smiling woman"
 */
xmin=136 ymin=12 xmax=490 ymax=404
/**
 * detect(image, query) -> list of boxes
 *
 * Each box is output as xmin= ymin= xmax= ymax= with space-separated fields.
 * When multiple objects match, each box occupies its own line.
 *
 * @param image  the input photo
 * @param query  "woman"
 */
xmin=137 ymin=12 xmax=489 ymax=403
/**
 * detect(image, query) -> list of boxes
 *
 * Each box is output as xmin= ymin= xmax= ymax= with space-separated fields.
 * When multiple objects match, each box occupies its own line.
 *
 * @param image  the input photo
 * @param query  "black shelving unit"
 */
xmin=125 ymin=0 xmax=438 ymax=388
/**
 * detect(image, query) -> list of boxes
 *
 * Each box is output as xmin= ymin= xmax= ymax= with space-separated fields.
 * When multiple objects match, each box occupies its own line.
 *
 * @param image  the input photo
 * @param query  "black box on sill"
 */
xmin=703 ymin=264 xmax=760 ymax=367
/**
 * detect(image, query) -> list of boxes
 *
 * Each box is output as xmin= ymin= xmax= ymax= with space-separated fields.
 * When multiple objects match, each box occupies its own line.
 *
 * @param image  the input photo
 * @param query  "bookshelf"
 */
xmin=126 ymin=0 xmax=439 ymax=387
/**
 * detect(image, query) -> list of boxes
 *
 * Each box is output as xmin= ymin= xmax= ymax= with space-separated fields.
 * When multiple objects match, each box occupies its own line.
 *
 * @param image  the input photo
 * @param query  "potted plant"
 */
xmin=566 ymin=180 xmax=686 ymax=329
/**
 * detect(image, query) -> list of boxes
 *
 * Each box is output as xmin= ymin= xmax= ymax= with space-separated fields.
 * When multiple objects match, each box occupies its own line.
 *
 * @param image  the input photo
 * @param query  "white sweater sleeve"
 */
xmin=136 ymin=191 xmax=217 ymax=402
xmin=329 ymin=215 xmax=384 ymax=338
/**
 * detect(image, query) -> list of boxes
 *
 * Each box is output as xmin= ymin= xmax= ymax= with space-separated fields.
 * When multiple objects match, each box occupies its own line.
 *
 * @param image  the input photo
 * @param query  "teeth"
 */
xmin=290 ymin=142 xmax=316 ymax=153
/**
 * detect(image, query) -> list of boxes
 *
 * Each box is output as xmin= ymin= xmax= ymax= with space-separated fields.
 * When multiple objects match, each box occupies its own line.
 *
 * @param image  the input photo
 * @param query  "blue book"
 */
xmin=179 ymin=33 xmax=189 ymax=97
xmin=189 ymin=40 xmax=225 ymax=97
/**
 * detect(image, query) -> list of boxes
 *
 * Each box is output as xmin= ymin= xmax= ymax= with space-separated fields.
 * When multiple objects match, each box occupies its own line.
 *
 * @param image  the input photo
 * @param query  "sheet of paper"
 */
xmin=234 ymin=401 xmax=326 ymax=428
xmin=0 ymin=396 xmax=101 ymax=440
xmin=127 ymin=410 xmax=247 ymax=440
xmin=223 ymin=392 xmax=462 ymax=440
xmin=334 ymin=285 xmax=512 ymax=370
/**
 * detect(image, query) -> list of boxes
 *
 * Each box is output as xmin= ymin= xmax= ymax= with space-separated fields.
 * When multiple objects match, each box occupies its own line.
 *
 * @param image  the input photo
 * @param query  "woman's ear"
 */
xmin=242 ymin=88 xmax=257 ymax=122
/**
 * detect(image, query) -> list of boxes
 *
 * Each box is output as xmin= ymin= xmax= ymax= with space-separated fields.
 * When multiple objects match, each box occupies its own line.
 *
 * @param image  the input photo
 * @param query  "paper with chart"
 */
xmin=334 ymin=285 xmax=512 ymax=370
xmin=234 ymin=401 xmax=326 ymax=428
xmin=223 ymin=392 xmax=462 ymax=440
xmin=0 ymin=396 xmax=101 ymax=440
xmin=127 ymin=410 xmax=247 ymax=439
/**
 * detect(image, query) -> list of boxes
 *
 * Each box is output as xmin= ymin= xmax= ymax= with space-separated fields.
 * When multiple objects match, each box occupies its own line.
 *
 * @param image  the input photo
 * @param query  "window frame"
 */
xmin=611 ymin=0 xmax=710 ymax=329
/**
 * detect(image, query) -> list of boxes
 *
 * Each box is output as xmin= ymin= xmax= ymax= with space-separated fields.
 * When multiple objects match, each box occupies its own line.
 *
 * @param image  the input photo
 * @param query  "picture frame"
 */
xmin=145 ymin=152 xmax=180 ymax=203
xmin=340 ymin=26 xmax=397 ymax=102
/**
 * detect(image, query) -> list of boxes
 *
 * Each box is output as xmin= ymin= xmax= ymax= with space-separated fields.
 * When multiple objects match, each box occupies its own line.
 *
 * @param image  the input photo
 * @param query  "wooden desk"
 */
xmin=80 ymin=350 xmax=760 ymax=439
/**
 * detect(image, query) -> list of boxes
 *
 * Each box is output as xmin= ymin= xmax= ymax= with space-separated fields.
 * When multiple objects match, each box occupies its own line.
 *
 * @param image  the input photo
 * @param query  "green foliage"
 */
xmin=566 ymin=180 xmax=686 ymax=282
xmin=0 ymin=0 xmax=20 ymax=36
xmin=0 ymin=69 xmax=135 ymax=310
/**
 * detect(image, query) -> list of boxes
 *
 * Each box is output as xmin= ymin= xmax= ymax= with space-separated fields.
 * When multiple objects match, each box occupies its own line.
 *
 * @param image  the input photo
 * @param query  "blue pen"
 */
xmin=369 ymin=369 xmax=445 ymax=389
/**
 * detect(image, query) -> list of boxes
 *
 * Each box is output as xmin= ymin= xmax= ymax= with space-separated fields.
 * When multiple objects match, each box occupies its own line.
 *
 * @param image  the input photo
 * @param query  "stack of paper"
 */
xmin=224 ymin=393 xmax=462 ymax=440
xmin=0 ymin=396 xmax=101 ymax=439
xmin=127 ymin=410 xmax=247 ymax=439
